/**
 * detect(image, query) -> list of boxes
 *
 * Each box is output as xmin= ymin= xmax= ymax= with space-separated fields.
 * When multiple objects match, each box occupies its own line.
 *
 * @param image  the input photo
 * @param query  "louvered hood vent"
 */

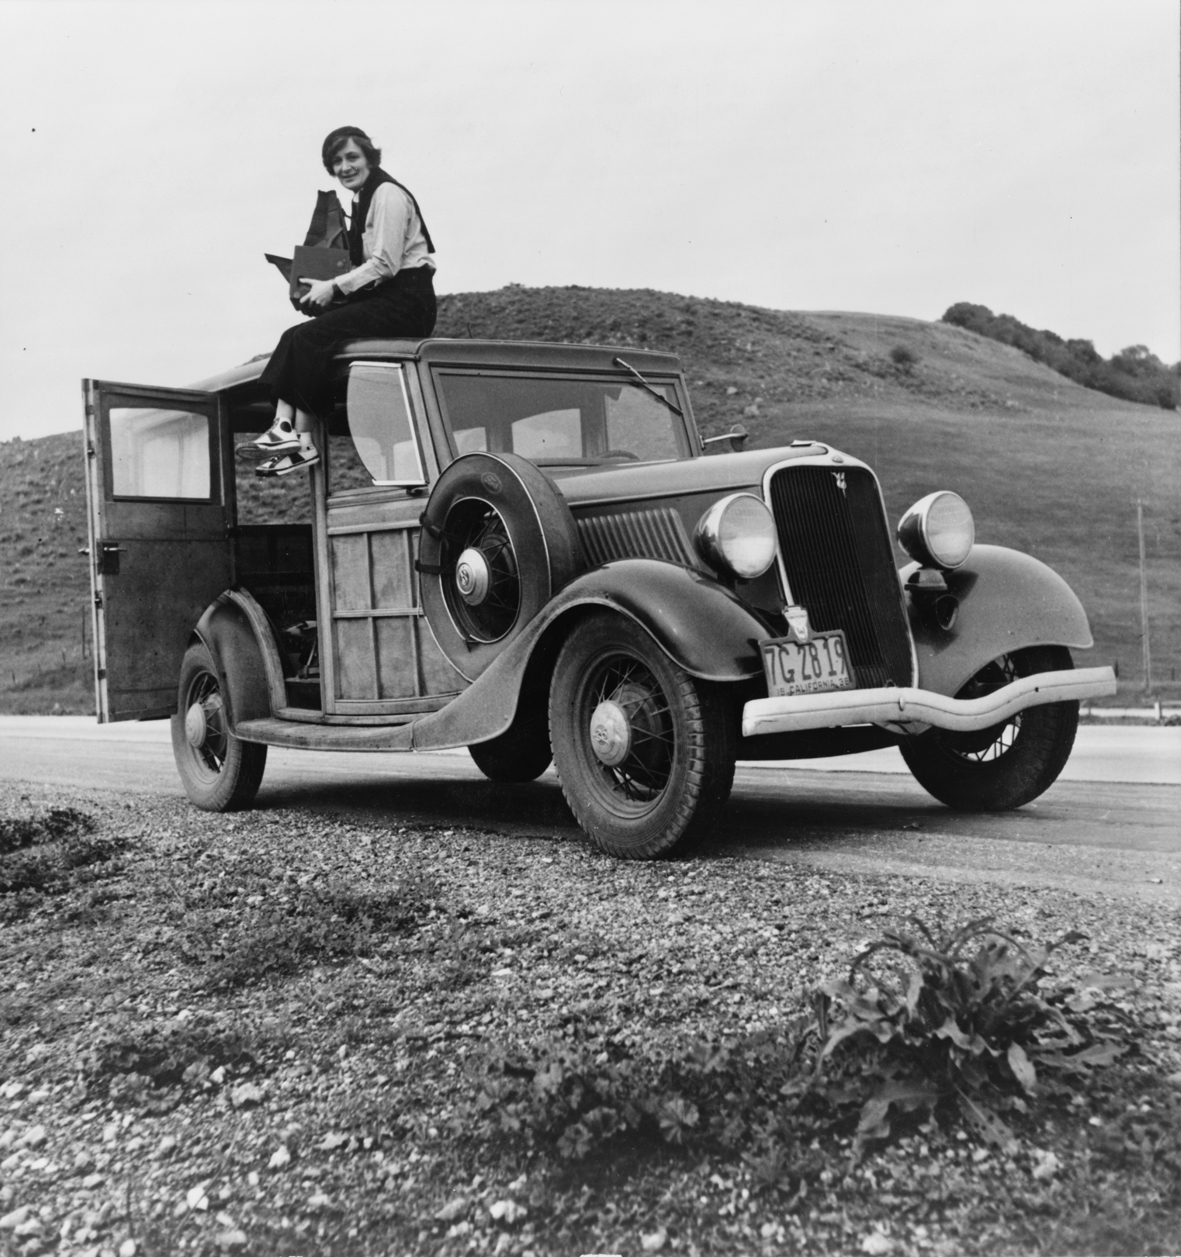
xmin=577 ymin=507 xmax=697 ymax=568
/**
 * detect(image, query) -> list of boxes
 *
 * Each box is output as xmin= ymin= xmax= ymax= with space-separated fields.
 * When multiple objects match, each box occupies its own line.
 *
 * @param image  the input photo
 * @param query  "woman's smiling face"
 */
xmin=332 ymin=139 xmax=371 ymax=193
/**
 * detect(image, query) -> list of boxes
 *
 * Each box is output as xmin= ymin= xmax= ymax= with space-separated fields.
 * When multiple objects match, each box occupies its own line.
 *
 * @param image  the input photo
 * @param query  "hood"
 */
xmin=552 ymin=441 xmax=854 ymax=506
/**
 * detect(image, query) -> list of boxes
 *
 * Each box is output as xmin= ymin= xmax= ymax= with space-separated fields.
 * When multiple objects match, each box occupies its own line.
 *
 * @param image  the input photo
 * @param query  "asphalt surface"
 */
xmin=2 ymin=717 xmax=1178 ymax=904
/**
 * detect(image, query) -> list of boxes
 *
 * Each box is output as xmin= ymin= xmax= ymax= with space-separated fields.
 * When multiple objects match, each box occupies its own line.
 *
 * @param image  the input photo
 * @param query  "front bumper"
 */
xmin=741 ymin=666 xmax=1117 ymax=738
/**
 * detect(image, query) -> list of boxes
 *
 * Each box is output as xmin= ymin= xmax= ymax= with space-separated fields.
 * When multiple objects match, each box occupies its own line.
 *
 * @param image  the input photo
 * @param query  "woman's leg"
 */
xmin=254 ymin=272 xmax=437 ymax=475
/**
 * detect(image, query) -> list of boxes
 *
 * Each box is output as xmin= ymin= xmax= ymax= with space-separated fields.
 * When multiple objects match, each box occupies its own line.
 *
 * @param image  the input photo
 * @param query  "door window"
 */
xmin=109 ymin=407 xmax=213 ymax=499
xmin=344 ymin=363 xmax=426 ymax=487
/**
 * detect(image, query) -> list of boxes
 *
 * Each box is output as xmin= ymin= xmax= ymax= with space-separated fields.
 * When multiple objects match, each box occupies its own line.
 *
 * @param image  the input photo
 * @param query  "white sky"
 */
xmin=1 ymin=0 xmax=1177 ymax=441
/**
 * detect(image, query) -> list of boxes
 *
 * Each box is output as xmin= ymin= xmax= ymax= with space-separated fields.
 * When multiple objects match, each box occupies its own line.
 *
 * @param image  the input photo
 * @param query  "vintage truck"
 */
xmin=82 ymin=336 xmax=1116 ymax=858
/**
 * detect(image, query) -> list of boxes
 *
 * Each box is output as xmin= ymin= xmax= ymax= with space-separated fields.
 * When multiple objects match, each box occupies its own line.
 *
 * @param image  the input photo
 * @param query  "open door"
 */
xmin=82 ymin=379 xmax=232 ymax=722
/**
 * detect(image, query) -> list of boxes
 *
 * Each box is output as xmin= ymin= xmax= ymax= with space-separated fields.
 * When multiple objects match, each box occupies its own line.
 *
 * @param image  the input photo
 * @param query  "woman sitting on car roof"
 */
xmin=254 ymin=125 xmax=437 ymax=476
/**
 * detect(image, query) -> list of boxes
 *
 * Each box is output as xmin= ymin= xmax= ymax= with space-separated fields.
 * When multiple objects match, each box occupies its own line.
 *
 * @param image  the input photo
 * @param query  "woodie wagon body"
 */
xmin=81 ymin=336 xmax=1115 ymax=858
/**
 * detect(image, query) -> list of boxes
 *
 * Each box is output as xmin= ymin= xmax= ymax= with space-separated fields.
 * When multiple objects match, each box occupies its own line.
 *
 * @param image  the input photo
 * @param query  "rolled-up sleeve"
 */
xmin=336 ymin=184 xmax=412 ymax=295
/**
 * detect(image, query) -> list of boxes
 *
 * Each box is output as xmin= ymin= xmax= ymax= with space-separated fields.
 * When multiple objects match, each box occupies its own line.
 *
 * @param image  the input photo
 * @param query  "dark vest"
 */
xmin=349 ymin=168 xmax=435 ymax=265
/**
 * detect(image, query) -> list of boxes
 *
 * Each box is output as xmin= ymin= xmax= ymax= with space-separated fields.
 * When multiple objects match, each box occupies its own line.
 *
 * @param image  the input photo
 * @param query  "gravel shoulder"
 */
xmin=1 ymin=779 xmax=1179 ymax=1257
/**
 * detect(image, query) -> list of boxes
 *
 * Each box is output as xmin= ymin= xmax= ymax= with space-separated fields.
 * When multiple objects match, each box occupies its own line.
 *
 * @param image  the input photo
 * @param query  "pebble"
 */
xmin=268 ymin=1145 xmax=291 ymax=1170
xmin=0 ymin=1206 xmax=31 ymax=1230
xmin=19 ymin=1126 xmax=46 ymax=1150
xmin=216 ymin=1231 xmax=248 ymax=1251
xmin=152 ymin=1136 xmax=177 ymax=1161
xmin=230 ymin=1083 xmax=264 ymax=1109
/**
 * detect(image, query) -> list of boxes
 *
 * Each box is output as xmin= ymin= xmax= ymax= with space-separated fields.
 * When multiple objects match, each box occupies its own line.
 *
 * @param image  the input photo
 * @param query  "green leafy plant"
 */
xmin=457 ymin=1018 xmax=821 ymax=1180
xmin=815 ymin=916 xmax=1128 ymax=1155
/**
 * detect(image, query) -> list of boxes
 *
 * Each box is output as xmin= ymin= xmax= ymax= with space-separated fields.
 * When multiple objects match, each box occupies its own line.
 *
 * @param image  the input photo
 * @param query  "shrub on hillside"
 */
xmin=942 ymin=303 xmax=1179 ymax=410
xmin=889 ymin=345 xmax=918 ymax=373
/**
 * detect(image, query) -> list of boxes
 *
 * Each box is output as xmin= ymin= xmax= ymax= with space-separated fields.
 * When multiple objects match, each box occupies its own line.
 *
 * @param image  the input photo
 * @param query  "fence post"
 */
xmin=1137 ymin=502 xmax=1151 ymax=696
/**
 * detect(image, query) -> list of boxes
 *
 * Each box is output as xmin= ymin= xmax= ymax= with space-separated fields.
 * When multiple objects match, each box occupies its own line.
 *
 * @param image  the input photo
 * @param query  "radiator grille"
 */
xmin=768 ymin=466 xmax=914 ymax=689
xmin=577 ymin=507 xmax=696 ymax=568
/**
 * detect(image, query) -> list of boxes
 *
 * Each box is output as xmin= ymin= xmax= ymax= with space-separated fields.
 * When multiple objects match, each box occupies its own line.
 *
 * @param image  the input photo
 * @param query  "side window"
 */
xmin=109 ymin=407 xmax=212 ymax=499
xmin=343 ymin=363 xmax=425 ymax=487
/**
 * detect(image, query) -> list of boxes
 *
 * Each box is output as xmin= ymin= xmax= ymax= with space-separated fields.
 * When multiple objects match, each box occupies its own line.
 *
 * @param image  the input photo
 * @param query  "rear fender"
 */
xmin=905 ymin=543 xmax=1094 ymax=698
xmin=193 ymin=590 xmax=283 ymax=729
xmin=413 ymin=559 xmax=768 ymax=750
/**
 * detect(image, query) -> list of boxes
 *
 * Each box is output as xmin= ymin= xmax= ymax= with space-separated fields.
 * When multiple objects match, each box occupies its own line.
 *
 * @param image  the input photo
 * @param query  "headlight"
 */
xmin=695 ymin=493 xmax=777 ymax=579
xmin=897 ymin=491 xmax=975 ymax=569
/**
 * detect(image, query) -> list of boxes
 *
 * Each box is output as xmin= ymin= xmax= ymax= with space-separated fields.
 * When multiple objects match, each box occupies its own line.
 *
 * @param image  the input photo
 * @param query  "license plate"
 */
xmin=760 ymin=630 xmax=854 ymax=698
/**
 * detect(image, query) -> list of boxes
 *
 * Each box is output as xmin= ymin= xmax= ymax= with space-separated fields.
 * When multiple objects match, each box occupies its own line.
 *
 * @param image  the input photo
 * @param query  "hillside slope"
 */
xmin=2 ymin=285 xmax=1177 ymax=714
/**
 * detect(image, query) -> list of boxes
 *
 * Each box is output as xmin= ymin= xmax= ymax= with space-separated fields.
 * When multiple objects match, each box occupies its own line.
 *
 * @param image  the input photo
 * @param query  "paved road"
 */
xmin=2 ymin=717 xmax=1178 ymax=903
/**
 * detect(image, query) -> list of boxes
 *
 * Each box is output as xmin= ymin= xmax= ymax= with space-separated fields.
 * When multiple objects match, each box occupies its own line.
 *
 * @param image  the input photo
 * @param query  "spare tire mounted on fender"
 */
xmin=418 ymin=452 xmax=581 ymax=681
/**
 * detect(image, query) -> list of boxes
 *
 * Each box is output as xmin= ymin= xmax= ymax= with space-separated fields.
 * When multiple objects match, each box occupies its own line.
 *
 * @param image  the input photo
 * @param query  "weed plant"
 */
xmin=461 ymin=916 xmax=1133 ymax=1189
xmin=815 ymin=917 xmax=1128 ymax=1154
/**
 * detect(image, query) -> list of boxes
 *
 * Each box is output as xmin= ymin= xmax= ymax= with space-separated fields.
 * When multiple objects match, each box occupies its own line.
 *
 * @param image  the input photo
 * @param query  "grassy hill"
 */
xmin=2 ymin=285 xmax=1177 ymax=714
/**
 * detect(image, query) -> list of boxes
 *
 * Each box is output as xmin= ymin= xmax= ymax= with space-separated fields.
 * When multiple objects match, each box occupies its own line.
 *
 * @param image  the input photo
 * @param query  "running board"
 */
xmin=741 ymin=666 xmax=1116 ymax=738
xmin=235 ymin=717 xmax=415 ymax=752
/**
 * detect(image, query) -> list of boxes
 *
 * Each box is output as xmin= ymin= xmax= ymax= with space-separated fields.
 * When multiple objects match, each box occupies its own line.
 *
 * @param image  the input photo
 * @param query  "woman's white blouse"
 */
xmin=336 ymin=183 xmax=434 ymax=296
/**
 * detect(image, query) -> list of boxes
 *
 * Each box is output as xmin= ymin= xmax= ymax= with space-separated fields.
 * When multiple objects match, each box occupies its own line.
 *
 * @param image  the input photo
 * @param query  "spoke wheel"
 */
xmin=900 ymin=645 xmax=1078 ymax=811
xmin=171 ymin=643 xmax=267 ymax=811
xmin=440 ymin=499 xmax=522 ymax=643
xmin=419 ymin=452 xmax=581 ymax=681
xmin=549 ymin=612 xmax=736 ymax=859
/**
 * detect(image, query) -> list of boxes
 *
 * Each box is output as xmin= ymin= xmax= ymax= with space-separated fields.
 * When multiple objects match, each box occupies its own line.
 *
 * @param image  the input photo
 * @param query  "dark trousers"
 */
xmin=259 ymin=266 xmax=437 ymax=416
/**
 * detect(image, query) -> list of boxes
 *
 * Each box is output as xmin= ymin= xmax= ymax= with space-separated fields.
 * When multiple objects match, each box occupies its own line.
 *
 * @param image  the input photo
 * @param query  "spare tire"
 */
xmin=418 ymin=452 xmax=581 ymax=680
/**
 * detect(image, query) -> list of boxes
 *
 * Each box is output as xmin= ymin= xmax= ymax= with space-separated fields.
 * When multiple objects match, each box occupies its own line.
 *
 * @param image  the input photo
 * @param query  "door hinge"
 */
xmin=87 ymin=443 xmax=96 ymax=458
xmin=93 ymin=593 xmax=104 ymax=610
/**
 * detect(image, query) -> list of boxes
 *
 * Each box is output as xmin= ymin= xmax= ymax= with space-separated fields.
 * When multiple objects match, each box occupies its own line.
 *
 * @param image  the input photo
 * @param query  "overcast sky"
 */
xmin=1 ymin=0 xmax=1177 ymax=442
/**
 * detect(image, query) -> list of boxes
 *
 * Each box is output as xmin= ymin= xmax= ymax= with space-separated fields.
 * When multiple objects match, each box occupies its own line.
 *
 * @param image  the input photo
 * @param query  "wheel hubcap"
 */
xmin=455 ymin=547 xmax=491 ymax=606
xmin=184 ymin=701 xmax=209 ymax=748
xmin=590 ymin=700 xmax=632 ymax=766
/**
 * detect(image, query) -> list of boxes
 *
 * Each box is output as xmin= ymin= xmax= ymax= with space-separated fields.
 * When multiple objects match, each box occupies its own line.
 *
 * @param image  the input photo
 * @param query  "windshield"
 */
xmin=435 ymin=372 xmax=690 ymax=467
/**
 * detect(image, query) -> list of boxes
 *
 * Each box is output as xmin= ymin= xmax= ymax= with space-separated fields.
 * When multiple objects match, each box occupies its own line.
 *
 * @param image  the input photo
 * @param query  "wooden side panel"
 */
xmin=327 ymin=492 xmax=470 ymax=711
xmin=375 ymin=617 xmax=417 ymax=698
xmin=335 ymin=618 xmax=376 ymax=699
xmin=331 ymin=534 xmax=372 ymax=611
xmin=372 ymin=529 xmax=414 ymax=607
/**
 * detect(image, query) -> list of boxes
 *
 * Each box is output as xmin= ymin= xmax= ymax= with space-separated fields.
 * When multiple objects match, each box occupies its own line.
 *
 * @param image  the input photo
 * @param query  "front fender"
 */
xmin=904 ymin=544 xmax=1094 ymax=698
xmin=550 ymin=560 xmax=769 ymax=680
xmin=411 ymin=560 xmax=768 ymax=751
xmin=193 ymin=590 xmax=283 ymax=729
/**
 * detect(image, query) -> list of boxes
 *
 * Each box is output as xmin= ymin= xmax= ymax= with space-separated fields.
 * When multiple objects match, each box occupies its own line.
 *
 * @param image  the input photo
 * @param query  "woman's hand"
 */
xmin=299 ymin=278 xmax=338 ymax=310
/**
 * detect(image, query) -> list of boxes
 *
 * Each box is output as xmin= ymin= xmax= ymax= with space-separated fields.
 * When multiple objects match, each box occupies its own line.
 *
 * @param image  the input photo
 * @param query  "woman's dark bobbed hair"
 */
xmin=322 ymin=126 xmax=382 ymax=173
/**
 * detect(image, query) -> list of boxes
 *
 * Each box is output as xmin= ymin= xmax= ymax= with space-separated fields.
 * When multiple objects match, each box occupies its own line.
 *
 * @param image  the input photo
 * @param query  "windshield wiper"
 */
xmin=612 ymin=356 xmax=684 ymax=417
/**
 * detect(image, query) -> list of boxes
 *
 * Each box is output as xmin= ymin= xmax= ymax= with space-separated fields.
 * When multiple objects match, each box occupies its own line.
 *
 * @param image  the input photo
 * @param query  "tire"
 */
xmin=469 ymin=709 xmax=552 ymax=782
xmin=900 ymin=645 xmax=1079 ymax=811
xmin=548 ymin=611 xmax=736 ymax=859
xmin=419 ymin=452 xmax=581 ymax=681
xmin=171 ymin=643 xmax=267 ymax=811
